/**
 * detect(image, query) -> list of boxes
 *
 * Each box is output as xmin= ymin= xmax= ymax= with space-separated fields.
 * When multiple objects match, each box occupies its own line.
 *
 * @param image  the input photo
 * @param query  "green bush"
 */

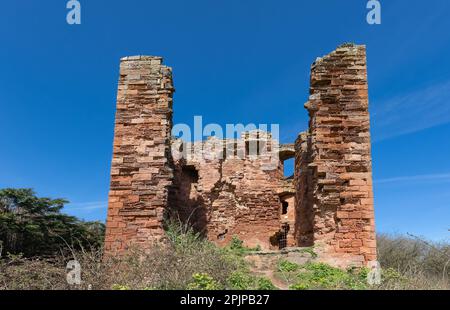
xmin=277 ymin=260 xmax=300 ymax=273
xmin=229 ymin=236 xmax=244 ymax=250
xmin=227 ymin=271 xmax=255 ymax=290
xmin=187 ymin=273 xmax=220 ymax=290
xmin=256 ymin=277 xmax=277 ymax=290
xmin=228 ymin=236 xmax=261 ymax=254
xmin=227 ymin=271 xmax=276 ymax=290
xmin=112 ymin=284 xmax=130 ymax=290
xmin=300 ymin=247 xmax=318 ymax=259
xmin=290 ymin=263 xmax=368 ymax=290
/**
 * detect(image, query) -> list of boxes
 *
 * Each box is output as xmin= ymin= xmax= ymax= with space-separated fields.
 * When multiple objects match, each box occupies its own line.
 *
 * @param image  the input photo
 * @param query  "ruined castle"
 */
xmin=104 ymin=44 xmax=377 ymax=267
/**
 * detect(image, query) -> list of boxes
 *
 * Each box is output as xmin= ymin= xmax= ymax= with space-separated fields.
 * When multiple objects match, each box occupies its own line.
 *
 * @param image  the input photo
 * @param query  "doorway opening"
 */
xmin=282 ymin=201 xmax=288 ymax=215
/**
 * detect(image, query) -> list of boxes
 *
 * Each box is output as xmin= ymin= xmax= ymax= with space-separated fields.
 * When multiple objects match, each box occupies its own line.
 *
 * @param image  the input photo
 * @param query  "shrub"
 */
xmin=227 ymin=271 xmax=255 ymax=290
xmin=228 ymin=236 xmax=261 ymax=254
xmin=227 ymin=271 xmax=276 ymax=290
xmin=277 ymin=260 xmax=300 ymax=273
xmin=377 ymin=234 xmax=450 ymax=280
xmin=256 ymin=277 xmax=277 ymax=290
xmin=290 ymin=263 xmax=368 ymax=290
xmin=376 ymin=234 xmax=450 ymax=290
xmin=300 ymin=247 xmax=318 ymax=259
xmin=187 ymin=273 xmax=220 ymax=290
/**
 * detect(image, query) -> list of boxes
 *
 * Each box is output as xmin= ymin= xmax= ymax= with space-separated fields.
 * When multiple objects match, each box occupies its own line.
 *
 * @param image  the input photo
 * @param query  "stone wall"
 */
xmin=104 ymin=56 xmax=175 ymax=254
xmin=294 ymin=132 xmax=315 ymax=247
xmin=168 ymin=133 xmax=286 ymax=250
xmin=298 ymin=44 xmax=376 ymax=266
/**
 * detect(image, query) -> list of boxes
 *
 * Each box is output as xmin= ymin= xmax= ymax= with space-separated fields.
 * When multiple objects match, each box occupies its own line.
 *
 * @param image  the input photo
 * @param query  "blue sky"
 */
xmin=0 ymin=0 xmax=449 ymax=241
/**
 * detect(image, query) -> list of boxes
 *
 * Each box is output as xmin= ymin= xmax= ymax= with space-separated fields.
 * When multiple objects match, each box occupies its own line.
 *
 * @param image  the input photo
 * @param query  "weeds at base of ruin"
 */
xmin=0 ymin=228 xmax=448 ymax=290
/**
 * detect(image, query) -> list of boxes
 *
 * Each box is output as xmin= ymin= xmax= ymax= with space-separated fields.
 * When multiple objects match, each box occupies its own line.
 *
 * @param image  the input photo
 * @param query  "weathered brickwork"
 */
xmin=294 ymin=132 xmax=315 ymax=247
xmin=298 ymin=44 xmax=376 ymax=266
xmin=105 ymin=56 xmax=175 ymax=253
xmin=105 ymin=44 xmax=377 ymax=267
xmin=169 ymin=132 xmax=286 ymax=250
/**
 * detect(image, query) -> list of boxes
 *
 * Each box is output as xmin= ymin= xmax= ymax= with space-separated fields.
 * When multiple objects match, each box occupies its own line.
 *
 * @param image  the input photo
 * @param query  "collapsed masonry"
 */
xmin=104 ymin=44 xmax=377 ymax=267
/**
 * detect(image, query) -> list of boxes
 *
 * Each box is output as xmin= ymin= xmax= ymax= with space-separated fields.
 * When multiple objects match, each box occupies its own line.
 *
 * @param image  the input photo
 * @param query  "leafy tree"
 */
xmin=0 ymin=188 xmax=105 ymax=257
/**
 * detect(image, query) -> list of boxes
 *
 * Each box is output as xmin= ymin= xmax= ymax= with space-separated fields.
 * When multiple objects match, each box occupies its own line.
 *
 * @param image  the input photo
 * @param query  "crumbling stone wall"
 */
xmin=104 ymin=56 xmax=175 ymax=254
xmin=169 ymin=133 xmax=286 ymax=250
xmin=105 ymin=44 xmax=377 ymax=267
xmin=294 ymin=132 xmax=315 ymax=247
xmin=296 ymin=44 xmax=376 ymax=266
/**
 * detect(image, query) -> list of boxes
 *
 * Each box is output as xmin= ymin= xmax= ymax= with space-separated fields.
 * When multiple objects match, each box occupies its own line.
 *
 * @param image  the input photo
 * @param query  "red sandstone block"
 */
xmin=110 ymin=190 xmax=132 ymax=196
xmin=365 ymin=254 xmax=377 ymax=261
xmin=358 ymin=186 xmax=372 ymax=193
xmin=349 ymin=179 xmax=366 ymax=186
xmin=109 ymin=202 xmax=124 ymax=209
xmin=352 ymin=192 xmax=368 ymax=198
xmin=334 ymin=233 xmax=344 ymax=239
xmin=359 ymin=247 xmax=371 ymax=254
xmin=341 ymin=204 xmax=357 ymax=212
xmin=335 ymin=246 xmax=350 ymax=253
xmin=111 ymin=168 xmax=120 ymax=176
xmin=361 ymin=211 xmax=374 ymax=219
xmin=336 ymin=211 xmax=349 ymax=219
xmin=341 ymin=172 xmax=369 ymax=180
xmin=363 ymin=226 xmax=375 ymax=232
xmin=132 ymin=173 xmax=153 ymax=181
xmin=340 ymin=192 xmax=353 ymax=198
xmin=360 ymin=198 xmax=373 ymax=205
xmin=363 ymin=239 xmax=377 ymax=248
xmin=128 ymin=195 xmax=140 ymax=203
xmin=346 ymin=248 xmax=361 ymax=254
xmin=351 ymin=239 xmax=363 ymax=247
xmin=337 ymin=227 xmax=350 ymax=233
xmin=348 ymin=212 xmax=362 ymax=219
xmin=355 ymin=232 xmax=371 ymax=239
xmin=338 ymin=240 xmax=352 ymax=248
xmin=106 ymin=221 xmax=119 ymax=228
xmin=345 ymin=154 xmax=362 ymax=161
xmin=108 ymin=208 xmax=119 ymax=216
xmin=109 ymin=196 xmax=119 ymax=203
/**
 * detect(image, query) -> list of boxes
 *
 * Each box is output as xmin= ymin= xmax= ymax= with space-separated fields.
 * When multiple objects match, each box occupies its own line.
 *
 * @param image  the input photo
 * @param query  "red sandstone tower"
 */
xmin=104 ymin=56 xmax=175 ymax=254
xmin=295 ymin=44 xmax=377 ymax=266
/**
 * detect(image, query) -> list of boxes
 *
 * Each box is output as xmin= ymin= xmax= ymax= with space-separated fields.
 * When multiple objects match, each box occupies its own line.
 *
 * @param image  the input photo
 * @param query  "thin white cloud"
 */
xmin=372 ymin=80 xmax=450 ymax=142
xmin=66 ymin=201 xmax=108 ymax=211
xmin=375 ymin=173 xmax=450 ymax=185
xmin=281 ymin=80 xmax=450 ymax=143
